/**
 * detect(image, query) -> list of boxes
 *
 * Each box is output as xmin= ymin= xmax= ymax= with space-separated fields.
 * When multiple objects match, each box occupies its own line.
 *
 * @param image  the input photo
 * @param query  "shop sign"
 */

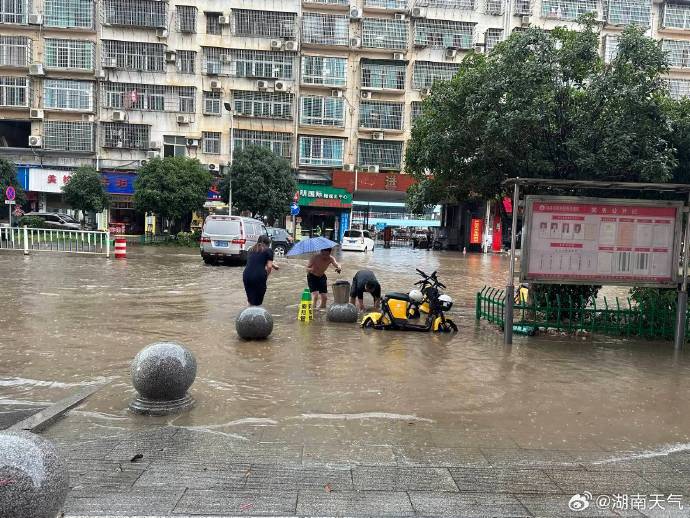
xmin=470 ymin=218 xmax=483 ymax=244
xmin=101 ymin=172 xmax=136 ymax=195
xmin=297 ymin=184 xmax=352 ymax=208
xmin=28 ymin=168 xmax=72 ymax=193
xmin=208 ymin=179 xmax=222 ymax=201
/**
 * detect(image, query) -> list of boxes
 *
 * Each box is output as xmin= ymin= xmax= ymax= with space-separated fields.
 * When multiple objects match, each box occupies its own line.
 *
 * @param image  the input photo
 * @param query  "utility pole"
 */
xmin=224 ymin=103 xmax=234 ymax=216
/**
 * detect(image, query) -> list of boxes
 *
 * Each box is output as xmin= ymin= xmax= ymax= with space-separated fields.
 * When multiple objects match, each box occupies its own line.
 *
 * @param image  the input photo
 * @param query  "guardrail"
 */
xmin=0 ymin=227 xmax=110 ymax=257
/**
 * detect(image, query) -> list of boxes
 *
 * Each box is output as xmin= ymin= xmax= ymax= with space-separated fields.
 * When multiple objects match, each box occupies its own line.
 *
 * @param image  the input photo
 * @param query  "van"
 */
xmin=199 ymin=215 xmax=269 ymax=264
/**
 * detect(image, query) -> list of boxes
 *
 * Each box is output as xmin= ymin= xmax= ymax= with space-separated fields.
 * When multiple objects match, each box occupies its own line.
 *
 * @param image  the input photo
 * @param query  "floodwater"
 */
xmin=1 ymin=246 xmax=689 ymax=452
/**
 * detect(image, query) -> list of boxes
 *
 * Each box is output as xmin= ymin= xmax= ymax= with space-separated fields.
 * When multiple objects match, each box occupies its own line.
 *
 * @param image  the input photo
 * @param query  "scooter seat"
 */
xmin=385 ymin=292 xmax=410 ymax=302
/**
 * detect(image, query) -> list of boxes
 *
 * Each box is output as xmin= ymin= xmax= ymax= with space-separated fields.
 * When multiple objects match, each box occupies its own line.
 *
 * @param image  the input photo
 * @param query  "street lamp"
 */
xmin=224 ymin=101 xmax=234 ymax=216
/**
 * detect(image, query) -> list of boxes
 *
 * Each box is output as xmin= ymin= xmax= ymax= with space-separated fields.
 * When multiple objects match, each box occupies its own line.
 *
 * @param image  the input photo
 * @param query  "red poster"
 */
xmin=470 ymin=218 xmax=483 ymax=244
xmin=492 ymin=214 xmax=502 ymax=252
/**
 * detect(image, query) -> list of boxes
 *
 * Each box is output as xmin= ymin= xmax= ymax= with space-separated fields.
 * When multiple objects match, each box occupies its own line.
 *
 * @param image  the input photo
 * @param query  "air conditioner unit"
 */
xmin=367 ymin=165 xmax=380 ymax=173
xmin=187 ymin=138 xmax=200 ymax=147
xmin=177 ymin=115 xmax=191 ymax=124
xmin=156 ymin=28 xmax=168 ymax=39
xmin=209 ymin=79 xmax=222 ymax=90
xmin=394 ymin=13 xmax=406 ymax=20
xmin=103 ymin=57 xmax=117 ymax=68
xmin=270 ymin=39 xmax=283 ymax=50
xmin=411 ymin=7 xmax=426 ymax=17
xmin=220 ymin=54 xmax=232 ymax=63
xmin=28 ymin=135 xmax=42 ymax=147
xmin=28 ymin=64 xmax=45 ymax=76
xmin=30 ymin=109 xmax=43 ymax=119
xmin=420 ymin=87 xmax=431 ymax=96
xmin=445 ymin=48 xmax=457 ymax=59
xmin=207 ymin=163 xmax=220 ymax=171
xmin=274 ymin=80 xmax=287 ymax=91
xmin=361 ymin=91 xmax=372 ymax=99
xmin=257 ymin=80 xmax=269 ymax=90
xmin=331 ymin=89 xmax=343 ymax=97
xmin=349 ymin=6 xmax=362 ymax=19
xmin=372 ymin=132 xmax=384 ymax=140
xmin=350 ymin=37 xmax=361 ymax=48
xmin=284 ymin=40 xmax=298 ymax=52
xmin=521 ymin=15 xmax=530 ymax=26
xmin=343 ymin=163 xmax=355 ymax=172
xmin=149 ymin=140 xmax=160 ymax=150
xmin=112 ymin=110 xmax=127 ymax=121
xmin=393 ymin=52 xmax=405 ymax=61
xmin=28 ymin=13 xmax=43 ymax=25
xmin=165 ymin=50 xmax=177 ymax=63
xmin=218 ymin=15 xmax=231 ymax=25
xmin=146 ymin=151 xmax=159 ymax=159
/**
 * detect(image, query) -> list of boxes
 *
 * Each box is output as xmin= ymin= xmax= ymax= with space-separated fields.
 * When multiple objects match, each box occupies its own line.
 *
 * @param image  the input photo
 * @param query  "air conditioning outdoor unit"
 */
xmin=28 ymin=13 xmax=43 ymax=25
xmin=29 ymin=108 xmax=43 ymax=119
xmin=349 ymin=6 xmax=362 ymax=19
xmin=445 ymin=48 xmax=457 ymax=59
xmin=112 ymin=111 xmax=127 ymax=121
xmin=28 ymin=135 xmax=42 ymax=147
xmin=177 ymin=115 xmax=191 ymax=124
xmin=331 ymin=89 xmax=343 ymax=97
xmin=394 ymin=13 xmax=406 ymax=20
xmin=156 ymin=28 xmax=168 ymax=39
xmin=270 ymin=39 xmax=283 ymax=50
xmin=257 ymin=80 xmax=269 ymax=90
xmin=367 ymin=165 xmax=380 ymax=173
xmin=393 ymin=52 xmax=405 ymax=60
xmin=343 ymin=163 xmax=355 ymax=172
xmin=165 ymin=50 xmax=177 ymax=63
xmin=350 ymin=37 xmax=361 ymax=48
xmin=149 ymin=141 xmax=161 ymax=150
xmin=187 ymin=138 xmax=200 ymax=147
xmin=274 ymin=80 xmax=287 ymax=91
xmin=361 ymin=91 xmax=372 ymax=99
xmin=29 ymin=64 xmax=45 ymax=76
xmin=284 ymin=40 xmax=298 ymax=51
xmin=207 ymin=163 xmax=220 ymax=171
xmin=411 ymin=7 xmax=426 ymax=17
xmin=372 ymin=132 xmax=384 ymax=140
xmin=218 ymin=15 xmax=231 ymax=24
xmin=145 ymin=151 xmax=159 ymax=159
xmin=103 ymin=57 xmax=117 ymax=68
xmin=521 ymin=15 xmax=530 ymax=26
xmin=209 ymin=79 xmax=222 ymax=90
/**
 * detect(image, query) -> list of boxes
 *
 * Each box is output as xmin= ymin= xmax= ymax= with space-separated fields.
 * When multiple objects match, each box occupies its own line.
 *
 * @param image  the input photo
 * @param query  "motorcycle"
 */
xmin=408 ymin=269 xmax=444 ymax=318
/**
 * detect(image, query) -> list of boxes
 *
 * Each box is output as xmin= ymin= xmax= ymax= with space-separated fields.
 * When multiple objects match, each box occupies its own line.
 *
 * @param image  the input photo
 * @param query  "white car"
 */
xmin=341 ymin=229 xmax=375 ymax=252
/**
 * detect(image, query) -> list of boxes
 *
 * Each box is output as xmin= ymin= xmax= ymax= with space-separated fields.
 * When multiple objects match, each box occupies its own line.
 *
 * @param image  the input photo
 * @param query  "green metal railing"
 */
xmin=476 ymin=286 xmax=687 ymax=340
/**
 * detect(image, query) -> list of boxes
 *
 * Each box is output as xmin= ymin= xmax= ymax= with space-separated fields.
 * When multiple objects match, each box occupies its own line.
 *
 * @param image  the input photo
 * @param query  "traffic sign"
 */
xmin=290 ymin=203 xmax=300 ymax=216
xmin=5 ymin=200 xmax=15 ymax=205
xmin=5 ymin=186 xmax=15 ymax=201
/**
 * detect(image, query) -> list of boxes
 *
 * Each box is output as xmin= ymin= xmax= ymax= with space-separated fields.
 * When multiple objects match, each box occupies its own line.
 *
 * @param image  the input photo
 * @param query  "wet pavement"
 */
xmin=1 ymin=245 xmax=690 ymax=516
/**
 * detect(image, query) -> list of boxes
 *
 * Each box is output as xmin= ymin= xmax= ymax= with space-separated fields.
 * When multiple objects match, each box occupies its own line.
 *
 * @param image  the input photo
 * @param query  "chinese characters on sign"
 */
xmin=470 ymin=218 xmax=483 ymax=245
xmin=522 ymin=197 xmax=682 ymax=285
xmin=101 ymin=172 xmax=136 ymax=195
xmin=297 ymin=184 xmax=352 ymax=209
xmin=568 ymin=492 xmax=683 ymax=512
xmin=28 ymin=168 xmax=72 ymax=193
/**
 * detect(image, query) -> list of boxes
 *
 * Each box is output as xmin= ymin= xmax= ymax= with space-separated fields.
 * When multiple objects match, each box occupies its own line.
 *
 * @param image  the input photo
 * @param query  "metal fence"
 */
xmin=0 ymin=227 xmax=110 ymax=256
xmin=476 ymin=286 xmax=685 ymax=340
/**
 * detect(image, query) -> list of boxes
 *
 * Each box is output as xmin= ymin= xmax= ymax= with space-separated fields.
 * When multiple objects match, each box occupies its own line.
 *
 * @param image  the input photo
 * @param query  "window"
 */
xmin=415 ymin=0 xmax=473 ymax=7
xmin=233 ymin=129 xmax=293 ymax=159
xmin=485 ymin=28 xmax=502 ymax=53
xmin=104 ymin=0 xmax=166 ymax=27
xmin=300 ymin=96 xmax=345 ymax=127
xmin=485 ymin=0 xmax=504 ymax=14
xmin=359 ymin=101 xmax=404 ymax=130
xmin=412 ymin=61 xmax=459 ymax=89
xmin=203 ymin=47 xmax=230 ymax=75
xmin=103 ymin=123 xmax=150 ymax=149
xmin=0 ymin=76 xmax=28 ymax=106
xmin=668 ymin=78 xmax=690 ymax=100
xmin=357 ymin=139 xmax=403 ymax=169
xmin=203 ymin=90 xmax=221 ymax=114
xmin=102 ymin=40 xmax=165 ymax=72
xmin=514 ymin=0 xmax=530 ymax=14
xmin=415 ymin=20 xmax=474 ymax=49
xmin=44 ymin=79 xmax=93 ymax=110
xmin=299 ymin=136 xmax=344 ymax=166
xmin=44 ymin=0 xmax=93 ymax=28
xmin=603 ymin=34 xmax=619 ymax=63
xmin=364 ymin=0 xmax=408 ymax=9
xmin=662 ymin=39 xmax=690 ymax=68
xmin=102 ymin=83 xmax=195 ymax=112
xmin=233 ymin=90 xmax=293 ymax=119
xmin=176 ymin=5 xmax=196 ymax=32
xmin=663 ymin=3 xmax=690 ymax=30
xmin=301 ymin=55 xmax=346 ymax=86
xmin=232 ymin=50 xmax=294 ymax=79
xmin=302 ymin=13 xmax=349 ymax=46
xmin=605 ymin=0 xmax=651 ymax=26
xmin=0 ymin=36 xmax=30 ymax=66
xmin=361 ymin=60 xmax=405 ymax=90
xmin=178 ymin=87 xmax=194 ymax=112
xmin=164 ymin=135 xmax=187 ymax=157
xmin=232 ymin=9 xmax=296 ymax=38
xmin=541 ymin=0 xmax=597 ymax=20
xmin=44 ymin=39 xmax=93 ymax=70
xmin=0 ymin=0 xmax=28 ymax=24
xmin=410 ymin=101 xmax=423 ymax=123
xmin=206 ymin=12 xmax=221 ymax=34
xmin=203 ymin=131 xmax=221 ymax=154
xmin=43 ymin=121 xmax=94 ymax=152
xmin=362 ymin=18 xmax=408 ymax=49
xmin=177 ymin=50 xmax=195 ymax=74
xmin=304 ymin=0 xmax=349 ymax=5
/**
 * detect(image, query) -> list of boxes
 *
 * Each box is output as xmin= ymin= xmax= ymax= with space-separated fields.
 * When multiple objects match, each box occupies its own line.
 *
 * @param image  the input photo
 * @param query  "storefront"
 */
xmin=101 ymin=171 xmax=143 ymax=234
xmin=28 ymin=168 xmax=74 ymax=213
xmin=296 ymin=184 xmax=352 ymax=242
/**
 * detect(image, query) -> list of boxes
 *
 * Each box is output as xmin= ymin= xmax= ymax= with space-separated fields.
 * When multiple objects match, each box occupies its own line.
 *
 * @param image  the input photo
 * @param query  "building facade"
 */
xmin=0 ymin=0 xmax=688 ymax=230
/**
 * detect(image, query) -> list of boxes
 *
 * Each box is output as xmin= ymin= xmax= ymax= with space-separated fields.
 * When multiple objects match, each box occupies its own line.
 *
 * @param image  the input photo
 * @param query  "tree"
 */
xmin=133 ymin=156 xmax=212 ymax=232
xmin=62 ymin=166 xmax=110 ymax=226
xmin=220 ymin=145 xmax=296 ymax=222
xmin=0 ymin=158 xmax=25 ymax=221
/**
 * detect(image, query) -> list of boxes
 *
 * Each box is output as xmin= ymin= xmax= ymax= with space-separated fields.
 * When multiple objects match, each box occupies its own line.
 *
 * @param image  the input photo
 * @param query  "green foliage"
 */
xmin=134 ymin=157 xmax=212 ymax=231
xmin=0 ymin=158 xmax=25 ymax=220
xmin=18 ymin=215 xmax=47 ymax=228
xmin=176 ymin=231 xmax=198 ymax=247
xmin=62 ymin=166 xmax=110 ymax=218
xmin=629 ymin=287 xmax=677 ymax=312
xmin=220 ymin=145 xmax=296 ymax=221
xmin=531 ymin=283 xmax=601 ymax=319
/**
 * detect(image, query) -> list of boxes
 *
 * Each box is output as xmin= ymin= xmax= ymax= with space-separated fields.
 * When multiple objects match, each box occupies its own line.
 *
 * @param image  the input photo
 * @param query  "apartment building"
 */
xmin=0 ymin=0 xmax=688 ymax=232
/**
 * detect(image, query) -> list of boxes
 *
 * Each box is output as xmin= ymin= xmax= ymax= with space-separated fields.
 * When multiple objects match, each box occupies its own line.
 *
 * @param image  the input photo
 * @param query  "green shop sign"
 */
xmin=297 ymin=184 xmax=352 ymax=208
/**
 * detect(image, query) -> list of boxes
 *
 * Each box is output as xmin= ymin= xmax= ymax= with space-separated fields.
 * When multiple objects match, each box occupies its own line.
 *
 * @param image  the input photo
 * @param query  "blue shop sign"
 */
xmin=16 ymin=167 xmax=29 ymax=190
xmin=102 ymin=172 xmax=136 ymax=194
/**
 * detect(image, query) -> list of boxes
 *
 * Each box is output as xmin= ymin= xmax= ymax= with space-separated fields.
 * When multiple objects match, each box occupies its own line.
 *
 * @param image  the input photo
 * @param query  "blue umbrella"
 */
xmin=287 ymin=236 xmax=339 ymax=257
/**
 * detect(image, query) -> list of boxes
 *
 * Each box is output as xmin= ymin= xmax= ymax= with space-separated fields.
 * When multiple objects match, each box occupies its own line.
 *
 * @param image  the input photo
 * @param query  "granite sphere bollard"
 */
xmin=0 ymin=431 xmax=69 ymax=518
xmin=129 ymin=341 xmax=197 ymax=415
xmin=327 ymin=303 xmax=359 ymax=323
xmin=236 ymin=306 xmax=274 ymax=340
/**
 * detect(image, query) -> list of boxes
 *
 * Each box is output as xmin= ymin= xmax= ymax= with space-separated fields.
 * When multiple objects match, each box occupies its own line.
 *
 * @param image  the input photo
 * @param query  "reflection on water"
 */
xmin=1 ymin=246 xmax=689 ymax=451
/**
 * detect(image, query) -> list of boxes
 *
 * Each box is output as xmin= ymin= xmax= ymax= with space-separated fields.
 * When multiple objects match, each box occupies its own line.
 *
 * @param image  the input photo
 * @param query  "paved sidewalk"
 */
xmin=45 ymin=426 xmax=690 ymax=517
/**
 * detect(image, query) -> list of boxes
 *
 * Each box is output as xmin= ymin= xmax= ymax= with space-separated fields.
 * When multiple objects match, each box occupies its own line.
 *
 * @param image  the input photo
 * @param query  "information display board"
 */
xmin=521 ymin=196 xmax=683 ymax=286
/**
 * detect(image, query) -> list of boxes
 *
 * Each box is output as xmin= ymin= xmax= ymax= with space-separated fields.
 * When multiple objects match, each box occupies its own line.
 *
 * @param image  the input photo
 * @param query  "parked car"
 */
xmin=412 ymin=229 xmax=430 ymax=248
xmin=341 ymin=229 xmax=375 ymax=252
xmin=23 ymin=212 xmax=87 ymax=230
xmin=267 ymin=227 xmax=293 ymax=256
xmin=200 ymin=215 xmax=268 ymax=265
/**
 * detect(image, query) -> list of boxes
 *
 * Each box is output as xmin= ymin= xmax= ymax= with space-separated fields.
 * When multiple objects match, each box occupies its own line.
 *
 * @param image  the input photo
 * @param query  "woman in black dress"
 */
xmin=242 ymin=235 xmax=279 ymax=306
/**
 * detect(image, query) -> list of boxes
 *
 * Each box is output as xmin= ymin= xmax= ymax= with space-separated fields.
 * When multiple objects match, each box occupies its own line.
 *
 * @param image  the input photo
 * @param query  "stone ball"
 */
xmin=0 ymin=431 xmax=69 ymax=518
xmin=236 ymin=306 xmax=274 ymax=340
xmin=131 ymin=342 xmax=197 ymax=401
xmin=327 ymin=303 xmax=359 ymax=323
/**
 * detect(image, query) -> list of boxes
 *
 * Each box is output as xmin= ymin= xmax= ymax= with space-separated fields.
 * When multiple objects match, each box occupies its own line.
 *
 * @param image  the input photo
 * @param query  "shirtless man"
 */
xmin=306 ymin=248 xmax=342 ymax=309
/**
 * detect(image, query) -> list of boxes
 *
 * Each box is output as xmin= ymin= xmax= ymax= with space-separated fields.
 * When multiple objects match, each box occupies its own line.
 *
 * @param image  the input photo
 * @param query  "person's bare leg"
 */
xmin=311 ymin=291 xmax=319 ymax=306
xmin=320 ymin=293 xmax=328 ymax=309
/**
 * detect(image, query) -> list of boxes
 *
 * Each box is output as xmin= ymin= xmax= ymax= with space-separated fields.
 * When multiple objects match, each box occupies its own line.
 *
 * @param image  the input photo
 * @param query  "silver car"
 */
xmin=199 ymin=215 xmax=269 ymax=264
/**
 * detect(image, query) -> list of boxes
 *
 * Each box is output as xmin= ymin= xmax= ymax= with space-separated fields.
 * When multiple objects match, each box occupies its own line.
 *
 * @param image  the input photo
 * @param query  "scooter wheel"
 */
xmin=362 ymin=319 xmax=376 ymax=329
xmin=436 ymin=319 xmax=458 ymax=333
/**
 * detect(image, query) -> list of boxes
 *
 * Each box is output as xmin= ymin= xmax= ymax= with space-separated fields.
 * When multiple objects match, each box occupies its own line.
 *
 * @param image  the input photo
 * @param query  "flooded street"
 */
xmin=1 ymin=246 xmax=690 ymax=453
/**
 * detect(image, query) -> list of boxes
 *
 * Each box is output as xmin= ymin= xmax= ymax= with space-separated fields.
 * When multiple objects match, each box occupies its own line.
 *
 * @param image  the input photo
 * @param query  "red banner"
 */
xmin=470 ymin=218 xmax=483 ymax=244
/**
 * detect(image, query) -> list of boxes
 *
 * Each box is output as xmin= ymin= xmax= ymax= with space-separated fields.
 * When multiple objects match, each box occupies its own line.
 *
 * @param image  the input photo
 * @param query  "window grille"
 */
xmin=662 ymin=39 xmax=690 ymax=68
xmin=415 ymin=20 xmax=474 ymax=49
xmin=103 ymin=82 xmax=195 ymax=112
xmin=232 ymin=9 xmax=296 ymax=38
xmin=44 ymin=79 xmax=93 ymax=110
xmin=302 ymin=13 xmax=349 ymax=46
xmin=177 ymin=50 xmax=195 ymax=74
xmin=0 ymin=35 xmax=30 ymax=66
xmin=164 ymin=135 xmax=186 ymax=156
xmin=668 ymin=78 xmax=690 ymax=99
xmin=301 ymin=55 xmax=346 ymax=86
xmin=206 ymin=12 xmax=221 ymax=35
xmin=234 ymin=129 xmax=293 ymax=159
xmin=203 ymin=47 xmax=230 ymax=75
xmin=485 ymin=28 xmax=502 ymax=52
xmin=203 ymin=131 xmax=221 ymax=154
xmin=43 ymin=121 xmax=94 ymax=152
xmin=362 ymin=18 xmax=408 ymax=49
xmin=102 ymin=122 xmax=150 ymax=149
xmin=541 ymin=0 xmax=598 ymax=20
xmin=300 ymin=96 xmax=345 ymax=126
xmin=232 ymin=49 xmax=294 ymax=79
xmin=233 ymin=90 xmax=293 ymax=119
xmin=102 ymin=40 xmax=165 ymax=72
xmin=663 ymin=3 xmax=690 ymax=30
xmin=203 ymin=90 xmax=221 ymax=114
xmin=603 ymin=34 xmax=618 ymax=63
xmin=410 ymin=101 xmax=423 ymax=122
xmin=412 ymin=61 xmax=459 ymax=89
xmin=361 ymin=60 xmax=405 ymax=90
xmin=104 ymin=0 xmax=166 ymax=27
xmin=364 ymin=0 xmax=408 ymax=10
xmin=44 ymin=0 xmax=93 ymax=28
xmin=605 ymin=0 xmax=651 ymax=26
xmin=176 ymin=5 xmax=197 ymax=32
xmin=415 ymin=0 xmax=473 ymax=8
xmin=44 ymin=39 xmax=93 ymax=70
xmin=359 ymin=100 xmax=404 ymax=130
xmin=0 ymin=76 xmax=28 ymax=106
xmin=304 ymin=0 xmax=349 ymax=5
xmin=0 ymin=0 xmax=28 ymax=24
xmin=299 ymin=136 xmax=344 ymax=166
xmin=484 ymin=0 xmax=504 ymax=14
xmin=514 ymin=0 xmax=531 ymax=14
xmin=357 ymin=139 xmax=402 ymax=169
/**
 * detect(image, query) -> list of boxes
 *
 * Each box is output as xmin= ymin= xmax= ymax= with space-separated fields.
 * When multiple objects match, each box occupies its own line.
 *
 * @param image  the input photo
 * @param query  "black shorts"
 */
xmin=307 ymin=273 xmax=328 ymax=294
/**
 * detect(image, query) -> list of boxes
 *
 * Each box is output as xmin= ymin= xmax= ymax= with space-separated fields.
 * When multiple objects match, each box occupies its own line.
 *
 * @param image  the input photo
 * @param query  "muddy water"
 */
xmin=1 ymin=246 xmax=689 ymax=451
